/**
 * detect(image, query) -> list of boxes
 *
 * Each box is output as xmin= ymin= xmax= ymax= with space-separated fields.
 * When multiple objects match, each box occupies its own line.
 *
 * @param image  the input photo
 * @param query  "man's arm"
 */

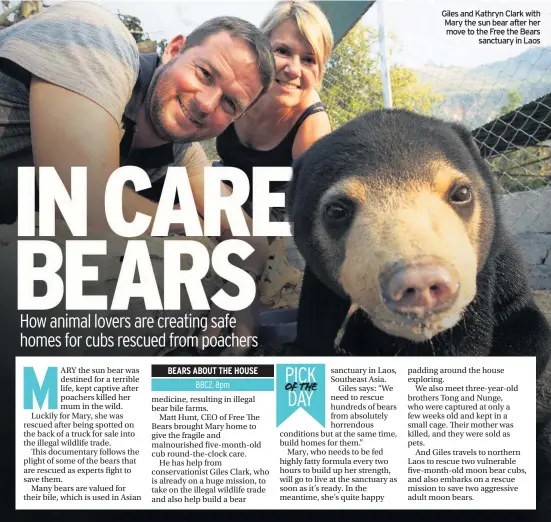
xmin=30 ymin=77 xmax=166 ymax=235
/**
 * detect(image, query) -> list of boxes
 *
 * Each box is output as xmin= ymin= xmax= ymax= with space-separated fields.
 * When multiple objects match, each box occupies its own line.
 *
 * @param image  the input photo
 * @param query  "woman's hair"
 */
xmin=260 ymin=0 xmax=334 ymax=82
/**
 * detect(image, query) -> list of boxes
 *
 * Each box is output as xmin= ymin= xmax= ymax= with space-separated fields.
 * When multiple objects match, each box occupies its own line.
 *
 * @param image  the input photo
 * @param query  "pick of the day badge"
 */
xmin=276 ymin=364 xmax=325 ymax=427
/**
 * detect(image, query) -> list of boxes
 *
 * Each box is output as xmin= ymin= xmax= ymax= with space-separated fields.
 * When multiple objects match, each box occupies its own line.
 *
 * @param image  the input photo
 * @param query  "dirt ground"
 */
xmin=535 ymin=290 xmax=551 ymax=325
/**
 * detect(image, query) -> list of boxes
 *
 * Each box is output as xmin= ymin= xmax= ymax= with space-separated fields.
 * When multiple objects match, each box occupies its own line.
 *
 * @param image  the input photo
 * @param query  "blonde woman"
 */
xmin=216 ymin=0 xmax=334 ymax=222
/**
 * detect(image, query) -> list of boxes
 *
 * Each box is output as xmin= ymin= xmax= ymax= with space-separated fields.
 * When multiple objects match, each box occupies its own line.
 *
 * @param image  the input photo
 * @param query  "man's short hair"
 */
xmin=183 ymin=16 xmax=275 ymax=103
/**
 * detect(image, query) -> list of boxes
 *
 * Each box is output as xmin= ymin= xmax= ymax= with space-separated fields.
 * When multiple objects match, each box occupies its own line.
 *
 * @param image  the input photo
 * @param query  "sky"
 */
xmin=48 ymin=0 xmax=551 ymax=69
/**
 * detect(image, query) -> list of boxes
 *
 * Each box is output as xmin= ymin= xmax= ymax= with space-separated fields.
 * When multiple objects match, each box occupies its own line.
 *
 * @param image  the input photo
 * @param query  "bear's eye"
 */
xmin=325 ymin=203 xmax=349 ymax=221
xmin=449 ymin=185 xmax=472 ymax=204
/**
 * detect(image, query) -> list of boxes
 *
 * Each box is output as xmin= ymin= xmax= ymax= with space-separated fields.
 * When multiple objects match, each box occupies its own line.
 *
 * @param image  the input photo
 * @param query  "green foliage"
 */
xmin=158 ymin=39 xmax=168 ymax=55
xmin=319 ymin=24 xmax=442 ymax=129
xmin=1 ymin=1 xmax=42 ymax=28
xmin=499 ymin=90 xmax=522 ymax=115
xmin=117 ymin=12 xmax=166 ymax=55
xmin=117 ymin=13 xmax=145 ymax=43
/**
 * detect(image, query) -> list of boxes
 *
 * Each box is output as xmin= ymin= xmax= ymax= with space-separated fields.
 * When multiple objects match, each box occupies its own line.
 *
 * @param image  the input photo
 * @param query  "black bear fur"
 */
xmin=286 ymin=109 xmax=551 ymax=516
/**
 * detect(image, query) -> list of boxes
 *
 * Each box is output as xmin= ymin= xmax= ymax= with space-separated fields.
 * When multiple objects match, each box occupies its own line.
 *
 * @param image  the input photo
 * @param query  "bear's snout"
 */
xmin=380 ymin=256 xmax=460 ymax=318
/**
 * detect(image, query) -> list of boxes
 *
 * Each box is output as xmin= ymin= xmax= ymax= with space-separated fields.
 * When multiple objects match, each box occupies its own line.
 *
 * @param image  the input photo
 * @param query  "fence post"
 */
xmin=377 ymin=0 xmax=393 ymax=108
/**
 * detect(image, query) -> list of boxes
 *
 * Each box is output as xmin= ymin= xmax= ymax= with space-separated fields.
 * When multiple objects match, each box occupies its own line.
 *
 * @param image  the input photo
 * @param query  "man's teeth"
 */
xmin=179 ymin=100 xmax=198 ymax=124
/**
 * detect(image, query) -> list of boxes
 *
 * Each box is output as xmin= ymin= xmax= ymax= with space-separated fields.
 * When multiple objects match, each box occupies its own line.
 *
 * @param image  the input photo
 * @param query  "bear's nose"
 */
xmin=381 ymin=257 xmax=460 ymax=316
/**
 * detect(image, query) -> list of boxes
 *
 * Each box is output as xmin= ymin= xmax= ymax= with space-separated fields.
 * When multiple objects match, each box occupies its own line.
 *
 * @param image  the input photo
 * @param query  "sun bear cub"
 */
xmin=286 ymin=109 xmax=551 ymax=514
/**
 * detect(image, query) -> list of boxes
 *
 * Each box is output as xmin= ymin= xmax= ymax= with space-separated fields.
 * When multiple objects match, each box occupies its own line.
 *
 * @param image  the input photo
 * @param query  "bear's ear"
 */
xmin=450 ymin=121 xmax=483 ymax=159
xmin=449 ymin=120 xmax=498 ymax=193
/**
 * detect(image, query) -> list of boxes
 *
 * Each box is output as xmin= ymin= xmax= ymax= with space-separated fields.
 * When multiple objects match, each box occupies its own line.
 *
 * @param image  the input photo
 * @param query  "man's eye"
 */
xmin=222 ymin=97 xmax=236 ymax=115
xmin=197 ymin=67 xmax=213 ymax=84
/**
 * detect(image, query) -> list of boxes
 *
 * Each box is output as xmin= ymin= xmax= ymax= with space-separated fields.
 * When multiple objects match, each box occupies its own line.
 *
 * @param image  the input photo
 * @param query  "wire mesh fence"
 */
xmin=317 ymin=19 xmax=551 ymax=237
xmin=320 ymin=26 xmax=550 ymax=188
xmin=309 ymin=11 xmax=550 ymax=290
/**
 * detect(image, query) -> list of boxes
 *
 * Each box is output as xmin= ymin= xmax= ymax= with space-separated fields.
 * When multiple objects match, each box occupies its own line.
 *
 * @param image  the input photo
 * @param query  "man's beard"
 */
xmin=145 ymin=65 xmax=196 ymax=144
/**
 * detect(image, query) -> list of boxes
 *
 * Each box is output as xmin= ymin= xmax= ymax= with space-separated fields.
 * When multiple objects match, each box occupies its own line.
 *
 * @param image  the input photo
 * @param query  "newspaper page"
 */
xmin=1 ymin=0 xmax=550 ymax=518
xmin=16 ymin=356 xmax=536 ymax=509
